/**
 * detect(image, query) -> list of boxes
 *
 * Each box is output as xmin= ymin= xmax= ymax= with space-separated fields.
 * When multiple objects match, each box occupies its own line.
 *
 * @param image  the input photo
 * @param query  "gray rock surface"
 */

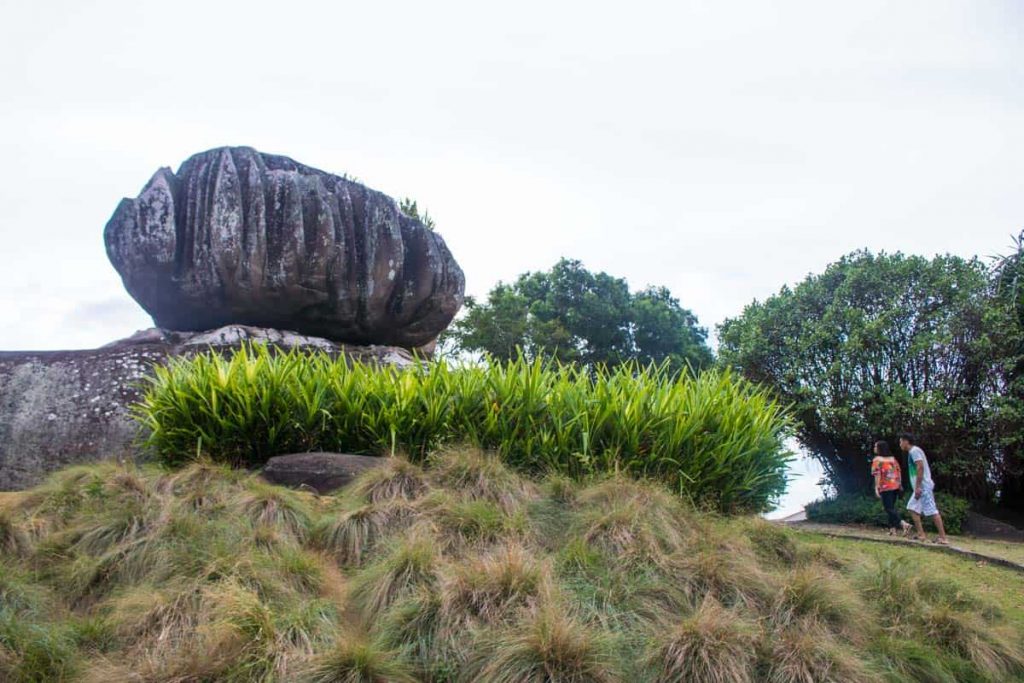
xmin=261 ymin=452 xmax=386 ymax=494
xmin=104 ymin=147 xmax=465 ymax=348
xmin=0 ymin=326 xmax=416 ymax=490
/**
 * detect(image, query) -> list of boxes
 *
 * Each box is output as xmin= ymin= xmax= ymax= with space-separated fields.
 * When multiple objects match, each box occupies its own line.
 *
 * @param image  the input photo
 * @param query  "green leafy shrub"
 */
xmin=805 ymin=492 xmax=970 ymax=534
xmin=136 ymin=346 xmax=794 ymax=513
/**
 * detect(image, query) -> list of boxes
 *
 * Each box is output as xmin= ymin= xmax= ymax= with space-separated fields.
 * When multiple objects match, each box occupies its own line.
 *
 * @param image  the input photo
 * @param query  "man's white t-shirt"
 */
xmin=909 ymin=446 xmax=934 ymax=491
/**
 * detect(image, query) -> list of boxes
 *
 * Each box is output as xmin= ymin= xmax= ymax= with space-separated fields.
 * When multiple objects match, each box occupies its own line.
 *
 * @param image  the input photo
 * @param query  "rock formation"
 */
xmin=104 ymin=147 xmax=465 ymax=348
xmin=261 ymin=452 xmax=386 ymax=494
xmin=0 ymin=326 xmax=417 ymax=490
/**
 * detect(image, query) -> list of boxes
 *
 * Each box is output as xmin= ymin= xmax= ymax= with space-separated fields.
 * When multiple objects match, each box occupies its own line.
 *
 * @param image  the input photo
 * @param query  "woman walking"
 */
xmin=871 ymin=441 xmax=907 ymax=536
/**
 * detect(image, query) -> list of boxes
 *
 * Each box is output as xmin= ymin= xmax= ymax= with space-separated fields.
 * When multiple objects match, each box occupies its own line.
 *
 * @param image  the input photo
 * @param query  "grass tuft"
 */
xmin=376 ymin=587 xmax=450 ymax=673
xmin=873 ymin=634 xmax=958 ymax=683
xmin=764 ymin=620 xmax=871 ymax=683
xmin=0 ymin=512 xmax=30 ymax=557
xmin=301 ymin=631 xmax=417 ymax=683
xmin=918 ymin=604 xmax=1024 ymax=679
xmin=0 ymin=611 xmax=80 ymax=683
xmin=438 ymin=543 xmax=548 ymax=630
xmin=574 ymin=477 xmax=692 ymax=567
xmin=675 ymin=541 xmax=776 ymax=609
xmin=744 ymin=517 xmax=797 ymax=566
xmin=428 ymin=446 xmax=538 ymax=512
xmin=775 ymin=567 xmax=863 ymax=633
xmin=348 ymin=535 xmax=440 ymax=622
xmin=235 ymin=480 xmax=313 ymax=541
xmin=643 ymin=597 xmax=758 ymax=683
xmin=464 ymin=602 xmax=619 ymax=683
xmin=313 ymin=502 xmax=413 ymax=567
xmin=422 ymin=492 xmax=525 ymax=550
xmin=349 ymin=456 xmax=429 ymax=504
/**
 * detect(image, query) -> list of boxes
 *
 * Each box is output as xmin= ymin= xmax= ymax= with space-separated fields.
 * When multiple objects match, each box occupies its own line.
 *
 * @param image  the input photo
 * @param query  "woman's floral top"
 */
xmin=871 ymin=457 xmax=902 ymax=492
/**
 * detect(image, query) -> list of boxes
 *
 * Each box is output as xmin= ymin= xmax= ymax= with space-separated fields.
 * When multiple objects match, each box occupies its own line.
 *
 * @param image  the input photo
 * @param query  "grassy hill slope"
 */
xmin=2 ymin=449 xmax=1023 ymax=682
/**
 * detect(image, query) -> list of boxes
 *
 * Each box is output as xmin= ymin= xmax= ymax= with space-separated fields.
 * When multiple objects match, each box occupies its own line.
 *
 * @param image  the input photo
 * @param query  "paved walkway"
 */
xmin=787 ymin=521 xmax=1024 ymax=574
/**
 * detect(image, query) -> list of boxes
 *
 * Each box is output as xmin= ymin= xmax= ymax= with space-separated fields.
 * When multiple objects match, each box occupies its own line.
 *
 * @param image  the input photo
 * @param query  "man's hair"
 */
xmin=898 ymin=432 xmax=916 ymax=445
xmin=874 ymin=440 xmax=892 ymax=457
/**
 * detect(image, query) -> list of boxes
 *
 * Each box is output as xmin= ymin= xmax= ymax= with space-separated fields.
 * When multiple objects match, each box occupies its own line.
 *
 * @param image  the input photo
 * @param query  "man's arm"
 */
xmin=913 ymin=454 xmax=924 ymax=498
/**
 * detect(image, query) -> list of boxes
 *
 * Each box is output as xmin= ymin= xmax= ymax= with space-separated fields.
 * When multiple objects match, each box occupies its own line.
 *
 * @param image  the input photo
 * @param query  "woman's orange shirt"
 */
xmin=871 ymin=457 xmax=902 ymax=492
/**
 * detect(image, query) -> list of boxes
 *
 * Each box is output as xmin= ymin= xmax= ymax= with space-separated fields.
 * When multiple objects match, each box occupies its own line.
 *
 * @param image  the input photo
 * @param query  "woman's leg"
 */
xmin=881 ymin=490 xmax=899 ymax=530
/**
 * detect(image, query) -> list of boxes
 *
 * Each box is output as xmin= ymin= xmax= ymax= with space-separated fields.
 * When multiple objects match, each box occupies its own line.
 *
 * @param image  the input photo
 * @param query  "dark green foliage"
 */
xmin=449 ymin=258 xmax=713 ymax=372
xmin=990 ymin=231 xmax=1024 ymax=511
xmin=138 ymin=348 xmax=794 ymax=513
xmin=806 ymin=492 xmax=970 ymax=534
xmin=719 ymin=250 xmax=1002 ymax=500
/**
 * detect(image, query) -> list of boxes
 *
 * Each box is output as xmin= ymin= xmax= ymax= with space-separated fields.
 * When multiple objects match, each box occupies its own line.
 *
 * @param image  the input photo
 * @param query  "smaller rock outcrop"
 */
xmin=0 ymin=326 xmax=415 ymax=490
xmin=261 ymin=452 xmax=386 ymax=494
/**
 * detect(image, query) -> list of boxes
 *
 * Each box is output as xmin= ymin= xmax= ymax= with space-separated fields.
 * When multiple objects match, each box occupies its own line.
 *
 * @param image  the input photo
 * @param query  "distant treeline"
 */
xmin=447 ymin=240 xmax=1024 ymax=509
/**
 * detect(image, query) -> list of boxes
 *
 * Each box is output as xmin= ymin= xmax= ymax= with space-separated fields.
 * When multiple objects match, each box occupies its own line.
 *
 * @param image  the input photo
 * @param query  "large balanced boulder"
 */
xmin=0 ymin=325 xmax=417 ymax=490
xmin=104 ymin=147 xmax=465 ymax=349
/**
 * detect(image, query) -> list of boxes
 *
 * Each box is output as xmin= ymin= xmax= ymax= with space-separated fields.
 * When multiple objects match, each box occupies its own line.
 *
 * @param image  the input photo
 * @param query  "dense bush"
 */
xmin=136 ymin=346 xmax=793 ymax=512
xmin=805 ymin=492 xmax=970 ymax=535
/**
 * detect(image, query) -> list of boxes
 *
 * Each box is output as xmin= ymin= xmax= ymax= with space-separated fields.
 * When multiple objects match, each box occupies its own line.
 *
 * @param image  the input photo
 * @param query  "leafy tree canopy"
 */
xmin=448 ymin=259 xmax=713 ymax=372
xmin=718 ymin=250 xmax=998 ymax=498
xmin=989 ymin=232 xmax=1024 ymax=509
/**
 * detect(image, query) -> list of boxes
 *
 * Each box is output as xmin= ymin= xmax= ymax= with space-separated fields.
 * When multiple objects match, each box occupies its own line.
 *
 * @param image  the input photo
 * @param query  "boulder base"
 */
xmin=261 ymin=452 xmax=386 ymax=494
xmin=0 ymin=326 xmax=415 ymax=490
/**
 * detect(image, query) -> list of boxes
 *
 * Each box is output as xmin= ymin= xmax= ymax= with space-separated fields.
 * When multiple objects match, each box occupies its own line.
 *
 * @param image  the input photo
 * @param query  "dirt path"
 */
xmin=789 ymin=521 xmax=1024 ymax=573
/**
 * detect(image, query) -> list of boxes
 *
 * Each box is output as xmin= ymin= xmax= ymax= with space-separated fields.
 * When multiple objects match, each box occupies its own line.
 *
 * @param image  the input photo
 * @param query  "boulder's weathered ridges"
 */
xmin=104 ymin=147 xmax=465 ymax=348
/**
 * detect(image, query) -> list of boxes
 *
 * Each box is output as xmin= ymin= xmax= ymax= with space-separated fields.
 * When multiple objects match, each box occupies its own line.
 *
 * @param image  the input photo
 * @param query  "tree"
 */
xmin=449 ymin=259 xmax=713 ymax=372
xmin=633 ymin=286 xmax=715 ymax=371
xmin=990 ymin=232 xmax=1024 ymax=510
xmin=718 ymin=251 xmax=995 ymax=499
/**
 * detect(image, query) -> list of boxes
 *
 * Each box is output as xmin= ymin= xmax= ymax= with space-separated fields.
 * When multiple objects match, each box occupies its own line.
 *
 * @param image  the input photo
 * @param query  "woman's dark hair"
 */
xmin=874 ymin=440 xmax=892 ymax=457
xmin=898 ymin=432 xmax=916 ymax=445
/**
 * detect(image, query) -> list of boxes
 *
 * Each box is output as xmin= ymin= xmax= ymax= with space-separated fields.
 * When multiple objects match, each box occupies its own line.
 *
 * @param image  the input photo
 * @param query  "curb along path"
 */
xmin=784 ymin=522 xmax=1024 ymax=575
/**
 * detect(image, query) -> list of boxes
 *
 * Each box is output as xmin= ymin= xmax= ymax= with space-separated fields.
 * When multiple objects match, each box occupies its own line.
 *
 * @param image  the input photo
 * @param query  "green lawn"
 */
xmin=793 ymin=521 xmax=1024 ymax=568
xmin=795 ymin=533 xmax=1024 ymax=629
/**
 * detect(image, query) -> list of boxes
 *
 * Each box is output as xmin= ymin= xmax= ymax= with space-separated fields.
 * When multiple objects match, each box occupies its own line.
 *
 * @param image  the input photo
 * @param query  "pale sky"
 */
xmin=2 ymin=0 xmax=1022 ymax=351
xmin=1 ymin=1 xmax=1021 ymax=513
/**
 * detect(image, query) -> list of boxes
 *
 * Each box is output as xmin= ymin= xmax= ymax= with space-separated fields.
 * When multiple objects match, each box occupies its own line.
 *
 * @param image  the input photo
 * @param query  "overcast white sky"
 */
xmin=2 ymin=1 xmax=1022 ymax=511
xmin=2 ymin=0 xmax=1022 ymax=351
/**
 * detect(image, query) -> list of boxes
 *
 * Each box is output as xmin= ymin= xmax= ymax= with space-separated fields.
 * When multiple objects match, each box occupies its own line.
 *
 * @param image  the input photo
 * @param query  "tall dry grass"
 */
xmin=1 ymin=450 xmax=1022 ymax=682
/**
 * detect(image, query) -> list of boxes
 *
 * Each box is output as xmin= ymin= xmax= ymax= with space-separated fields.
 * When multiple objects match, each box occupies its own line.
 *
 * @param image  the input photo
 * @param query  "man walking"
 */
xmin=899 ymin=433 xmax=949 ymax=545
